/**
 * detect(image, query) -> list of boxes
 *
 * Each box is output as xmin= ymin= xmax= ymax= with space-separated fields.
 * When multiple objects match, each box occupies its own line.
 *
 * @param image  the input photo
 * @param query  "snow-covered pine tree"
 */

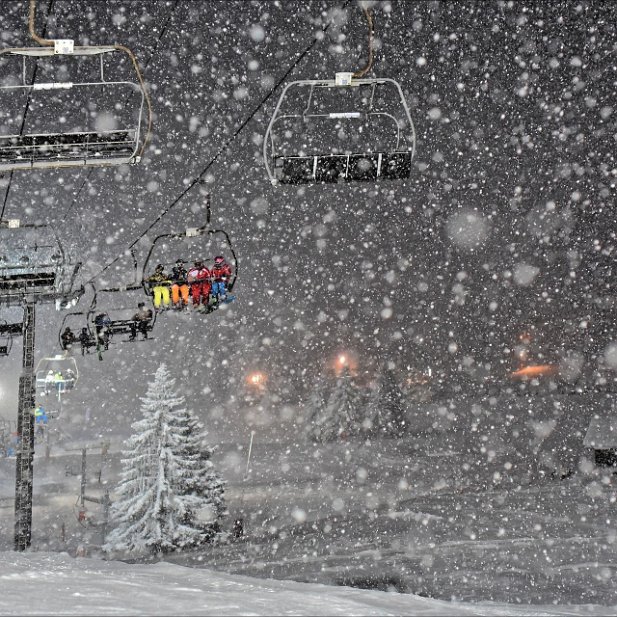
xmin=315 ymin=367 xmax=361 ymax=442
xmin=364 ymin=365 xmax=409 ymax=438
xmin=104 ymin=363 xmax=223 ymax=556
xmin=303 ymin=374 xmax=331 ymax=441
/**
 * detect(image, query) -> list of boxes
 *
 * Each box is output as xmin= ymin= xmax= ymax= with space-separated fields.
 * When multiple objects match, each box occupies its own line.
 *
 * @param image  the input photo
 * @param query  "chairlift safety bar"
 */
xmin=3 ymin=45 xmax=118 ymax=57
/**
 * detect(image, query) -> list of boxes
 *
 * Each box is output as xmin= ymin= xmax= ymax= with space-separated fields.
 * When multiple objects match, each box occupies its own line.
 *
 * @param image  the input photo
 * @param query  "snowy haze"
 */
xmin=1 ymin=0 xmax=617 ymax=615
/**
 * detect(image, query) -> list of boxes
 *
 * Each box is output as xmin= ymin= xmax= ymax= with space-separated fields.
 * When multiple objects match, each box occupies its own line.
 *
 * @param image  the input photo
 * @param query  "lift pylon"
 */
xmin=14 ymin=299 xmax=35 ymax=551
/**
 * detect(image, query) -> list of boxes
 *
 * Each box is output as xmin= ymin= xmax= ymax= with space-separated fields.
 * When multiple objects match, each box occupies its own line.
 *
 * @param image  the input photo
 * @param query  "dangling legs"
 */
xmin=211 ymin=281 xmax=223 ymax=300
xmin=202 ymin=282 xmax=212 ymax=307
xmin=161 ymin=286 xmax=171 ymax=308
xmin=191 ymin=283 xmax=201 ymax=307
xmin=180 ymin=284 xmax=190 ymax=306
xmin=171 ymin=284 xmax=181 ymax=308
xmin=153 ymin=286 xmax=163 ymax=310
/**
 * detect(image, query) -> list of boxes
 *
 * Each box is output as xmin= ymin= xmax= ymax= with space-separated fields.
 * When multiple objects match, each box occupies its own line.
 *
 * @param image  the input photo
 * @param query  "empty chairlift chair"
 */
xmin=0 ymin=319 xmax=22 ymax=356
xmin=0 ymin=1 xmax=151 ymax=172
xmin=263 ymin=74 xmax=416 ymax=185
xmin=0 ymin=219 xmax=82 ymax=308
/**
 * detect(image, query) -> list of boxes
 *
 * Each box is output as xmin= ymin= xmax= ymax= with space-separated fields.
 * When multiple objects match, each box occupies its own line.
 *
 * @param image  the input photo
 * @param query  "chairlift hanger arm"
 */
xmin=352 ymin=6 xmax=374 ymax=79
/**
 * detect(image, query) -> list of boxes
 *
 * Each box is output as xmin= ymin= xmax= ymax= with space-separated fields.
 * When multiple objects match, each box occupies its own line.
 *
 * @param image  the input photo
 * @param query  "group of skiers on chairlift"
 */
xmin=145 ymin=255 xmax=235 ymax=311
xmin=43 ymin=368 xmax=75 ymax=393
xmin=59 ymin=256 xmax=235 ymax=354
xmin=61 ymin=307 xmax=153 ymax=353
xmin=61 ymin=326 xmax=100 ymax=354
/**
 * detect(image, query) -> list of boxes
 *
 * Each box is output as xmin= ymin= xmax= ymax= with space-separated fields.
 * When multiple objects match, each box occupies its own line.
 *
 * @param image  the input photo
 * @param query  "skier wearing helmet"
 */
xmin=45 ymin=369 xmax=55 ymax=394
xmin=170 ymin=259 xmax=190 ymax=309
xmin=187 ymin=259 xmax=211 ymax=310
xmin=146 ymin=264 xmax=171 ymax=310
xmin=210 ymin=255 xmax=234 ymax=305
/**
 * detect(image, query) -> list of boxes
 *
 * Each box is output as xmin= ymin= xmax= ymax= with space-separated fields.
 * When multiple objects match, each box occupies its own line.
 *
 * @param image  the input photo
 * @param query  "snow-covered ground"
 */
xmin=1 ymin=392 xmax=616 ymax=614
xmin=0 ymin=552 xmax=609 ymax=616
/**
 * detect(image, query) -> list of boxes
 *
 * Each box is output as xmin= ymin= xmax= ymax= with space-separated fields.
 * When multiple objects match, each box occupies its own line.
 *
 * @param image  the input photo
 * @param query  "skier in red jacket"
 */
xmin=187 ymin=260 xmax=211 ymax=309
xmin=210 ymin=255 xmax=234 ymax=304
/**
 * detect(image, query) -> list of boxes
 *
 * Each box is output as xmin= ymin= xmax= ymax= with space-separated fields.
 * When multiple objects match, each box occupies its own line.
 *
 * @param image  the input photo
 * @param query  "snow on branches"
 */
xmin=104 ymin=363 xmax=226 ymax=556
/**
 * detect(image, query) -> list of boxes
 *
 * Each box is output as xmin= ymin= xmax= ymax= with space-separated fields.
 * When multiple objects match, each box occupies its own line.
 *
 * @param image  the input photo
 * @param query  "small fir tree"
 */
xmin=364 ymin=366 xmax=409 ymax=437
xmin=315 ymin=367 xmax=361 ymax=442
xmin=104 ymin=364 xmax=224 ymax=555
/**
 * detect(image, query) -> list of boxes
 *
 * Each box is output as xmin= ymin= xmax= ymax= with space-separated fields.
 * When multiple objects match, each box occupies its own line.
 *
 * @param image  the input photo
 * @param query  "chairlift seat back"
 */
xmin=0 ymin=224 xmax=80 ymax=307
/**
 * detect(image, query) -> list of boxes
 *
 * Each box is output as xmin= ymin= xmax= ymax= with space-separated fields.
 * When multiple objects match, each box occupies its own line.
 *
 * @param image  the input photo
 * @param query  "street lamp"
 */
xmin=332 ymin=351 xmax=357 ymax=376
xmin=246 ymin=371 xmax=267 ymax=390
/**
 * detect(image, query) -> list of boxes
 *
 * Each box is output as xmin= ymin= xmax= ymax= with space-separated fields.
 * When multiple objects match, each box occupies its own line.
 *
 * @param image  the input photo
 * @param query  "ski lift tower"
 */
xmin=0 ymin=218 xmax=82 ymax=551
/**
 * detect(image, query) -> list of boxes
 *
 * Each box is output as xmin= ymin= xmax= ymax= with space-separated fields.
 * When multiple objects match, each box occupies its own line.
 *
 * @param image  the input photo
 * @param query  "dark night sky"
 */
xmin=1 ymin=0 xmax=617 ymax=414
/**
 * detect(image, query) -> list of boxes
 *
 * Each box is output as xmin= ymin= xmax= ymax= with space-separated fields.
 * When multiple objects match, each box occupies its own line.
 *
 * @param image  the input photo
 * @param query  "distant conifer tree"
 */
xmin=314 ymin=367 xmax=361 ymax=442
xmin=364 ymin=366 xmax=409 ymax=437
xmin=104 ymin=364 xmax=225 ymax=555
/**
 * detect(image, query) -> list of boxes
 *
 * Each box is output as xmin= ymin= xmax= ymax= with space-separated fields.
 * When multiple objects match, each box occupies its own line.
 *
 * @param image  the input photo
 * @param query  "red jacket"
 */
xmin=187 ymin=265 xmax=210 ymax=283
xmin=211 ymin=262 xmax=232 ymax=282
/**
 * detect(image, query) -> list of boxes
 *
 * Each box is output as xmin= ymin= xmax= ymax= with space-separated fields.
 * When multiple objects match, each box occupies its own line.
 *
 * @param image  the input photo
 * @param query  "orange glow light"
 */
xmin=511 ymin=364 xmax=558 ymax=379
xmin=246 ymin=371 xmax=267 ymax=388
xmin=332 ymin=351 xmax=357 ymax=376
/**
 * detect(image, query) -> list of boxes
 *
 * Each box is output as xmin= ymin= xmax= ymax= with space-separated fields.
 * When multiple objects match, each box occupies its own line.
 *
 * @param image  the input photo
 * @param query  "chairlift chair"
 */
xmin=0 ymin=319 xmax=21 ymax=356
xmin=87 ymin=306 xmax=156 ymax=348
xmin=0 ymin=219 xmax=82 ymax=308
xmin=141 ymin=223 xmax=238 ymax=305
xmin=86 ymin=284 xmax=157 ymax=352
xmin=58 ymin=310 xmax=89 ymax=353
xmin=34 ymin=353 xmax=78 ymax=395
xmin=263 ymin=75 xmax=416 ymax=185
xmin=0 ymin=1 xmax=151 ymax=172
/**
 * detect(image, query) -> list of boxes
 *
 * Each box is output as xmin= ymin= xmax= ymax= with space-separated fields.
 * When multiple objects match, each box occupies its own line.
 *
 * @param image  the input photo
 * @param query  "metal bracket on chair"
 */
xmin=335 ymin=72 xmax=354 ymax=86
xmin=54 ymin=39 xmax=74 ymax=55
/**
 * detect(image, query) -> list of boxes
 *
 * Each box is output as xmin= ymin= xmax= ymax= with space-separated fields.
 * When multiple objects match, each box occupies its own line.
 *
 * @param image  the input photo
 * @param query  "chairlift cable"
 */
xmin=86 ymin=0 xmax=353 ymax=285
xmin=352 ymin=6 xmax=374 ymax=79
